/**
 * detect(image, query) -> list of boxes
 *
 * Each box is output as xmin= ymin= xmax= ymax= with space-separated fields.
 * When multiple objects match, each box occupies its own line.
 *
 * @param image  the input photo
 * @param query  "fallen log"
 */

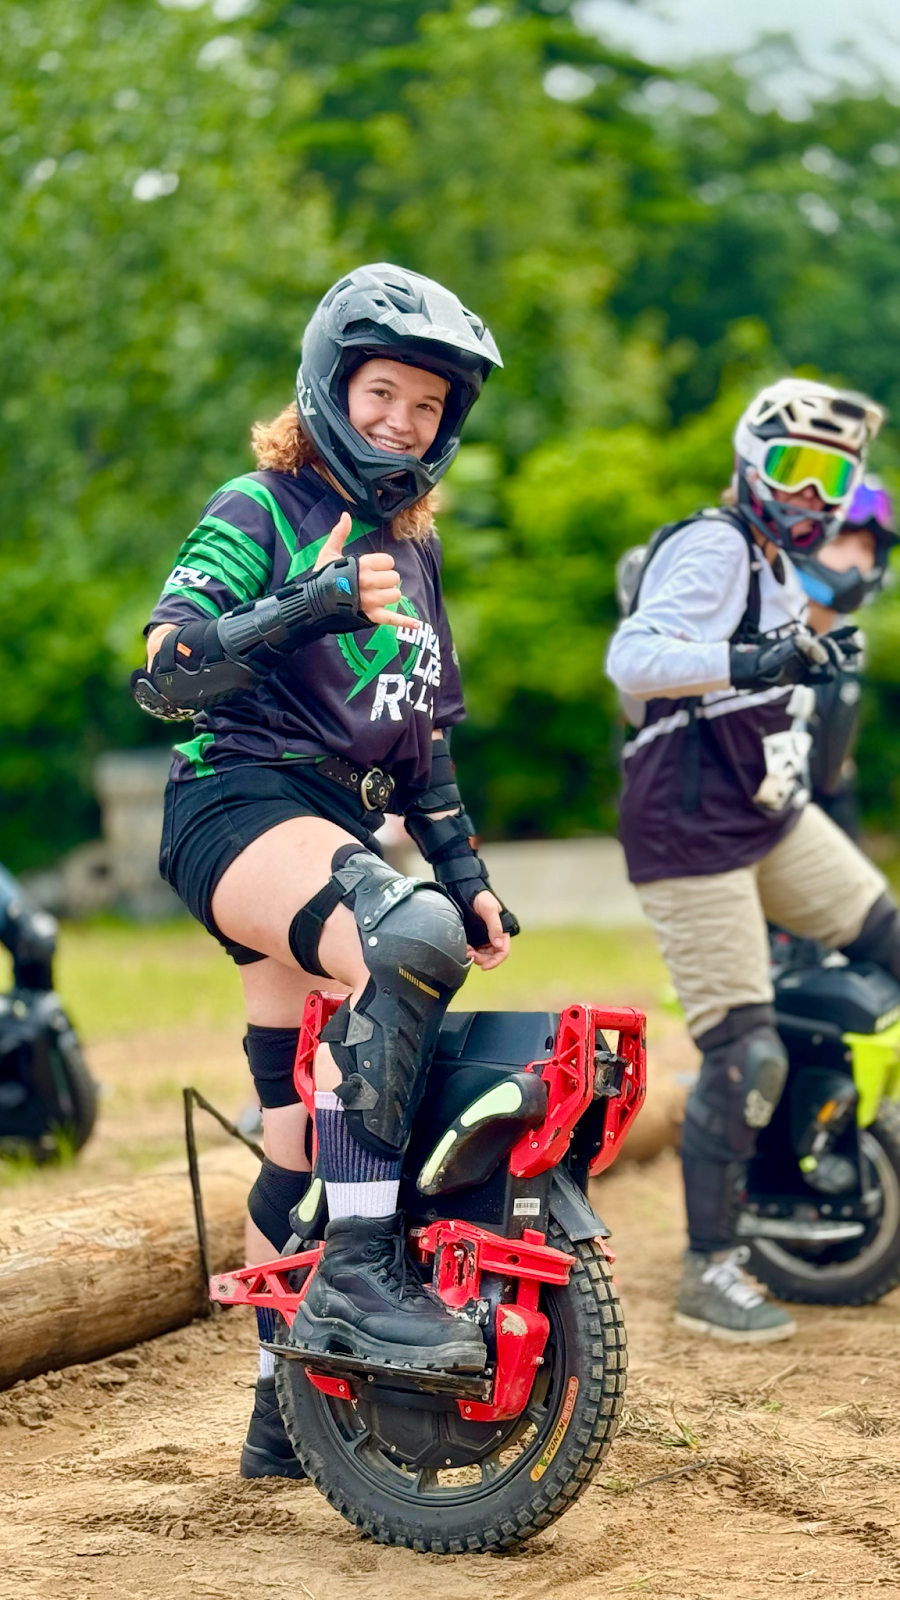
xmin=0 ymin=1146 xmax=257 ymax=1389
xmin=618 ymin=1035 xmax=692 ymax=1164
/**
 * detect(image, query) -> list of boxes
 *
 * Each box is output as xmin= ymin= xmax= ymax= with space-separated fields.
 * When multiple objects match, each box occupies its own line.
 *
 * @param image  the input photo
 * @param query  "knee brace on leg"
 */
xmin=243 ymin=1025 xmax=301 ymax=1108
xmin=320 ymin=844 xmax=470 ymax=1160
xmin=681 ymin=1005 xmax=789 ymax=1253
xmin=288 ymin=878 xmax=348 ymax=977
xmin=686 ymin=1004 xmax=789 ymax=1161
xmin=841 ymin=892 xmax=900 ymax=981
xmin=247 ymin=1160 xmax=311 ymax=1252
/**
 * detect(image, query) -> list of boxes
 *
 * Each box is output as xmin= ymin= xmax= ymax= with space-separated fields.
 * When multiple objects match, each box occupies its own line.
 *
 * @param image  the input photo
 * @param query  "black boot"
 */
xmin=239 ymin=1375 xmax=307 ymax=1481
xmin=289 ymin=1213 xmax=486 ymax=1373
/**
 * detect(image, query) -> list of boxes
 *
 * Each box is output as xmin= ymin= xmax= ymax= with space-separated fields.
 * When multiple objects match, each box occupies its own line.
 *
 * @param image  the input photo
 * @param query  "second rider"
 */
xmin=608 ymin=378 xmax=900 ymax=1344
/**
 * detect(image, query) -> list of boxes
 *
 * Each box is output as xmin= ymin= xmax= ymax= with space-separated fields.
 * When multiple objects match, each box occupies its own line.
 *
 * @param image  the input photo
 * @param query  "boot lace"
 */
xmin=366 ymin=1231 xmax=433 ymax=1305
xmin=701 ymin=1246 xmax=764 ymax=1310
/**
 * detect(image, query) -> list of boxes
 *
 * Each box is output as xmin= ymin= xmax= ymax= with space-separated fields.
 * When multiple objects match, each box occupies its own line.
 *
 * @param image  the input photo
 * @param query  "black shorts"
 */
xmin=159 ymin=761 xmax=384 ymax=964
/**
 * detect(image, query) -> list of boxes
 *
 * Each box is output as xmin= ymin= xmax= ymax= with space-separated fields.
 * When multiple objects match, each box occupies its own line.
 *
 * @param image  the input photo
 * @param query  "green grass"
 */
xmin=0 ymin=918 xmax=670 ymax=1042
xmin=0 ymin=918 xmax=246 ymax=1040
xmin=458 ymin=926 xmax=669 ymax=1017
xmin=13 ymin=920 xmax=668 ymax=1043
xmin=0 ymin=918 xmax=673 ymax=1198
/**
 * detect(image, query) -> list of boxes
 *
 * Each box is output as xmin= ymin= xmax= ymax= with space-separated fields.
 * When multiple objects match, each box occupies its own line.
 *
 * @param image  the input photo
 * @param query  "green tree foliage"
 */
xmin=442 ymin=386 xmax=747 ymax=836
xmin=610 ymin=43 xmax=900 ymax=423
xmin=1 ymin=3 xmax=899 ymax=865
xmin=0 ymin=0 xmax=335 ymax=863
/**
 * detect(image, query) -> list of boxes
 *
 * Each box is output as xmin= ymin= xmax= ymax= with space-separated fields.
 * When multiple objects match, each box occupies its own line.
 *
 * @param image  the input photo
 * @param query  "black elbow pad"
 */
xmin=131 ymin=617 xmax=261 ymax=720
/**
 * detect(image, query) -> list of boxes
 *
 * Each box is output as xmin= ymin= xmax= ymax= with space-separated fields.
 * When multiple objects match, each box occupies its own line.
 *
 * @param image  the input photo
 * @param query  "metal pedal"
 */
xmin=261 ymin=1341 xmax=492 ymax=1400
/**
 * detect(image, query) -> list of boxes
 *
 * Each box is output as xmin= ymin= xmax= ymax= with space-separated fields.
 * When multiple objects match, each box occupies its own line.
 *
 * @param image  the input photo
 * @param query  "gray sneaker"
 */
xmin=675 ymin=1247 xmax=797 ymax=1344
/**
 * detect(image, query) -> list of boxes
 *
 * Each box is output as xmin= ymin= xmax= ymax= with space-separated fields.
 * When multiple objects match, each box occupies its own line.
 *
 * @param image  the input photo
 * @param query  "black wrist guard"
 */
xmin=729 ymin=629 xmax=846 ymax=692
xmin=132 ymin=557 xmax=369 ymax=720
xmin=404 ymin=794 xmax=520 ymax=947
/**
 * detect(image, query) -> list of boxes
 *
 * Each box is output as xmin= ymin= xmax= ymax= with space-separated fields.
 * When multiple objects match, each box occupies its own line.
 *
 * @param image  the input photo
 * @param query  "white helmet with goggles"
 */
xmin=733 ymin=377 xmax=885 ymax=554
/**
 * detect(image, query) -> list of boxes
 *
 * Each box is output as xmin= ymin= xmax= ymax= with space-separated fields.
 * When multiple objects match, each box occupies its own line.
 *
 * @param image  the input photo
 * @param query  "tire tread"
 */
xmin=276 ymin=1221 xmax=626 ymax=1553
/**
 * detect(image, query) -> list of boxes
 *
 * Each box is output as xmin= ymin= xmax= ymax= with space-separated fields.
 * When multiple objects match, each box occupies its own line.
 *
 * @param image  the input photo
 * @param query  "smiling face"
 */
xmin=346 ymin=357 xmax=449 ymax=461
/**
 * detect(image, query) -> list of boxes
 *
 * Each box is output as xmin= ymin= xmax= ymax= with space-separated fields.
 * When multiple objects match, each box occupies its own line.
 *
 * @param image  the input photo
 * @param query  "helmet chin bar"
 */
xmin=739 ymin=465 xmax=843 ymax=554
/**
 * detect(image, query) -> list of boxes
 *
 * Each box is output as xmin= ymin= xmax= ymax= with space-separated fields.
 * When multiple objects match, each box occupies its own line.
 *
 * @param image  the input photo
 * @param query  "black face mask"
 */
xmin=791 ymin=543 xmax=890 ymax=614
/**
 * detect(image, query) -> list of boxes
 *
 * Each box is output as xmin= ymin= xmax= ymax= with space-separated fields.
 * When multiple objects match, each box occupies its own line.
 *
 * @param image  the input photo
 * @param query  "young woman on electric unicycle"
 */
xmin=132 ymin=265 xmax=517 ymax=1477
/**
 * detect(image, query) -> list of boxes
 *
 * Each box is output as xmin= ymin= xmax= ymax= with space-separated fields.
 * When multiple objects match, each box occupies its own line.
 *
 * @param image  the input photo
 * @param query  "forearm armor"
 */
xmin=404 ymin=736 xmax=519 ymax=944
xmin=131 ymin=557 xmax=368 ymax=720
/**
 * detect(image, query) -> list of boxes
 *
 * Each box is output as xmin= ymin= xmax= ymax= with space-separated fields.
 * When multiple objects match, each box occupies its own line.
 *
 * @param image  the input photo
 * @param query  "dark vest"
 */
xmin=619 ymin=511 xmax=810 ymax=884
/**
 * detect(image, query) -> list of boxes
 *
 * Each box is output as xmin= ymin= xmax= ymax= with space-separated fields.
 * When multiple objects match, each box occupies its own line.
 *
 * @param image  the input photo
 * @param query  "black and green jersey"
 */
xmin=147 ymin=465 xmax=465 ymax=802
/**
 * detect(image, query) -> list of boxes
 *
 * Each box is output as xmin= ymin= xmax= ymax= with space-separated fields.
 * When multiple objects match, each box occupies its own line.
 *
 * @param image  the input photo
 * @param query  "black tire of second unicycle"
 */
xmin=273 ymin=1220 xmax=627 ymax=1555
xmin=60 ymin=1040 xmax=98 ymax=1153
xmin=747 ymin=1100 xmax=900 ymax=1307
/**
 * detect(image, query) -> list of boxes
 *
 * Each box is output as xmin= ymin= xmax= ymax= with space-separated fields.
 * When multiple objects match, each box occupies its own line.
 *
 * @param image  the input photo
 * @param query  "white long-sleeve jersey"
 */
xmin=606 ymin=518 xmax=809 ymax=705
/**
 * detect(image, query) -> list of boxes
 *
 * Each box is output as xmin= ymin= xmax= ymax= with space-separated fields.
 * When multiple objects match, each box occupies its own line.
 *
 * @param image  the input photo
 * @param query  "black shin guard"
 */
xmin=243 ymin=1025 xmax=301 ymax=1109
xmin=319 ymin=845 xmax=470 ymax=1159
xmin=247 ymin=1160 xmax=311 ymax=1252
xmin=841 ymin=892 xmax=900 ymax=981
xmin=681 ymin=1005 xmax=789 ymax=1254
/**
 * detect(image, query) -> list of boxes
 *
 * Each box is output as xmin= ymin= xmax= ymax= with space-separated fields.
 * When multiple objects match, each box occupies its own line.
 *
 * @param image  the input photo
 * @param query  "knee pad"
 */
xmin=841 ymin=892 xmax=900 ymax=981
xmin=320 ymin=845 xmax=470 ymax=1159
xmin=683 ymin=1005 xmax=789 ymax=1164
xmin=243 ymin=1025 xmax=300 ymax=1108
xmin=247 ymin=1160 xmax=311 ymax=1252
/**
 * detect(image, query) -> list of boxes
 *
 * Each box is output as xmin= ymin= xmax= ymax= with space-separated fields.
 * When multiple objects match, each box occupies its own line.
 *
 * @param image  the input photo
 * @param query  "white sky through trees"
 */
xmin=577 ymin=0 xmax=900 ymax=109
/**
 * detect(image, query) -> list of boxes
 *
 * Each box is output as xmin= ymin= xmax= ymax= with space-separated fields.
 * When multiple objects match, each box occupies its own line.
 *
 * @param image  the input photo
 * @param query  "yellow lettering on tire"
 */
xmin=530 ymin=1375 xmax=579 ymax=1481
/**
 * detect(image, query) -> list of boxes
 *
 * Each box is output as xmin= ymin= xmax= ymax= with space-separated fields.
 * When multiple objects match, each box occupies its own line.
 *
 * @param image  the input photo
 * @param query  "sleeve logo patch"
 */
xmin=167 ymin=564 xmax=211 ymax=589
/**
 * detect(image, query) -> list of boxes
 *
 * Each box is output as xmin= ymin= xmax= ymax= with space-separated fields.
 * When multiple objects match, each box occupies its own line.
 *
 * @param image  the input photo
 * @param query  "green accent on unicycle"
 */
xmin=417 ymin=1128 xmax=458 ymax=1191
xmin=844 ymin=1018 xmax=900 ymax=1127
xmin=295 ymin=1176 xmax=323 ymax=1224
xmin=459 ymin=1081 xmax=524 ymax=1128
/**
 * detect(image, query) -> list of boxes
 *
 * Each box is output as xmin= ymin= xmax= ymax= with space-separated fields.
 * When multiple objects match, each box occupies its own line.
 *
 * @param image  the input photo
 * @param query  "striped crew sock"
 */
xmin=256 ymin=1305 xmax=278 ymax=1378
xmin=314 ymin=1089 xmax=401 ymax=1220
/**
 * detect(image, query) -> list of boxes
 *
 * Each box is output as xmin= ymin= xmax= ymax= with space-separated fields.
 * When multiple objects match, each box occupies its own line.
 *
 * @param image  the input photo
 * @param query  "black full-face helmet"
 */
xmin=296 ymin=263 xmax=502 ymax=523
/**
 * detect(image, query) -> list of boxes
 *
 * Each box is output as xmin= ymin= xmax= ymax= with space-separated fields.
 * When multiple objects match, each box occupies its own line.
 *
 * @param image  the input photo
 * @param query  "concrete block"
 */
xmin=478 ymin=837 xmax=647 ymax=929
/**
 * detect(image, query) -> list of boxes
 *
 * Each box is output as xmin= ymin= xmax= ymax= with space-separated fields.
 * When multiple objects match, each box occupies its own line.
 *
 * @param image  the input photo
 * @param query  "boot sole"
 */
xmin=288 ymin=1308 xmax=486 ymax=1373
xmin=674 ymin=1311 xmax=797 ymax=1344
xmin=239 ymin=1442 xmax=308 ymax=1481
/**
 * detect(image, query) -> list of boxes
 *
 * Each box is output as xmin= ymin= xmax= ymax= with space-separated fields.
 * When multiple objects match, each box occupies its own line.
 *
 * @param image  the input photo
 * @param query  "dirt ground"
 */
xmin=3 ymin=1146 xmax=900 ymax=1600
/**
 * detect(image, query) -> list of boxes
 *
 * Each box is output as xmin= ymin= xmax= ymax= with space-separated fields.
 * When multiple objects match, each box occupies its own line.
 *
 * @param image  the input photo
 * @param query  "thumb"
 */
xmin=314 ymin=512 xmax=352 ymax=569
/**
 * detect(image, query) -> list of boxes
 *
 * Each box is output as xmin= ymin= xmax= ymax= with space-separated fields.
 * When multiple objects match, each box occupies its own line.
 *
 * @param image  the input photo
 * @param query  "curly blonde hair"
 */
xmin=251 ymin=403 xmax=437 ymax=542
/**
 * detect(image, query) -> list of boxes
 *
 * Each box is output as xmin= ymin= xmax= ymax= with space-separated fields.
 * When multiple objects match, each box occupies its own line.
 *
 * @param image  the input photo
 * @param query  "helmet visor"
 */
xmin=761 ymin=442 xmax=858 ymax=503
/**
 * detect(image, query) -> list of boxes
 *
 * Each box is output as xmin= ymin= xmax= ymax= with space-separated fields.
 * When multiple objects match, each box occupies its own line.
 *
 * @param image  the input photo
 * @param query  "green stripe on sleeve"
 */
xmin=197 ymin=516 xmax=271 ymax=583
xmin=161 ymin=518 xmax=273 ymax=605
xmin=218 ymin=475 xmax=298 ymax=558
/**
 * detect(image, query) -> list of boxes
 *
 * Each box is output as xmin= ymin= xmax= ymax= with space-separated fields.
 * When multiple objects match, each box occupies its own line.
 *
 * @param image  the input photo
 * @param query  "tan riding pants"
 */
xmin=636 ymin=803 xmax=887 ymax=1039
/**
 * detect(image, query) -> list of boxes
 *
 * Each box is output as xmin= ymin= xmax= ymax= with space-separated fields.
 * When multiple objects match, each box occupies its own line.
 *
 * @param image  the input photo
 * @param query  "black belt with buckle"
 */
xmin=317 ymin=754 xmax=395 ymax=813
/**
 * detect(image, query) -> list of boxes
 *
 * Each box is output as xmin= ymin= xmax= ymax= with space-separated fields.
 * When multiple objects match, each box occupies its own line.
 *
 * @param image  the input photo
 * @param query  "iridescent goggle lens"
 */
xmin=762 ymin=442 xmax=857 ymax=503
